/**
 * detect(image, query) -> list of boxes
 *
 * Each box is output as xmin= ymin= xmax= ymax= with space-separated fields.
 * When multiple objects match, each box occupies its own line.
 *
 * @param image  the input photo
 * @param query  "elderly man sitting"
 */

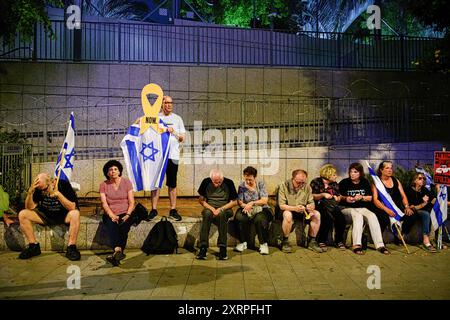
xmin=196 ymin=169 xmax=238 ymax=260
xmin=18 ymin=173 xmax=81 ymax=261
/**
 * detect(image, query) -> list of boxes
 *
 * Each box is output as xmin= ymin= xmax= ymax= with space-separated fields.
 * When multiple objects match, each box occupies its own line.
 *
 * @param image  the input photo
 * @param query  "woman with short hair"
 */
xmin=100 ymin=160 xmax=135 ymax=266
xmin=234 ymin=166 xmax=273 ymax=255
xmin=311 ymin=164 xmax=347 ymax=251
xmin=339 ymin=163 xmax=389 ymax=255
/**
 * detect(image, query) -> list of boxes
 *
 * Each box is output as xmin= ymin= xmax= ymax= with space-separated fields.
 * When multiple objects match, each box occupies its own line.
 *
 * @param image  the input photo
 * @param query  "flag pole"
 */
xmin=55 ymin=148 xmax=66 ymax=192
xmin=394 ymin=223 xmax=410 ymax=254
xmin=437 ymin=226 xmax=443 ymax=250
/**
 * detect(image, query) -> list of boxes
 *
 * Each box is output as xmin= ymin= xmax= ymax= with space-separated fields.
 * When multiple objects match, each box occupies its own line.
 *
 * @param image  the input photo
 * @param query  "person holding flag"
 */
xmin=18 ymin=112 xmax=80 ymax=261
xmin=405 ymin=172 xmax=437 ymax=252
xmin=371 ymin=161 xmax=431 ymax=250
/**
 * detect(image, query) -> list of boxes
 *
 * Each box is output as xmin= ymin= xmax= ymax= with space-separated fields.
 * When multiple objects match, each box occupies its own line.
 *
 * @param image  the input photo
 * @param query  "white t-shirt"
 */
xmin=158 ymin=112 xmax=186 ymax=161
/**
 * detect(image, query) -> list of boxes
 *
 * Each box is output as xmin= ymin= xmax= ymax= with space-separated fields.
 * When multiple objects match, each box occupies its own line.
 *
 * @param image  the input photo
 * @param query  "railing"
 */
xmin=0 ymin=97 xmax=448 ymax=163
xmin=0 ymin=144 xmax=33 ymax=202
xmin=0 ymin=20 xmax=442 ymax=70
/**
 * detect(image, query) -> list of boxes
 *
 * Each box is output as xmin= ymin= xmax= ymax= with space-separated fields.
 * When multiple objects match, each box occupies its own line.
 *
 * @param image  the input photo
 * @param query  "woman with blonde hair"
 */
xmin=311 ymin=164 xmax=346 ymax=251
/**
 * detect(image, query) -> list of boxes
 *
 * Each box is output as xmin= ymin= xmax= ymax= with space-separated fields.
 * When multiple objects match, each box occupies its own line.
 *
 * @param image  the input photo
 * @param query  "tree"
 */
xmin=0 ymin=0 xmax=63 ymax=45
xmin=405 ymin=0 xmax=450 ymax=73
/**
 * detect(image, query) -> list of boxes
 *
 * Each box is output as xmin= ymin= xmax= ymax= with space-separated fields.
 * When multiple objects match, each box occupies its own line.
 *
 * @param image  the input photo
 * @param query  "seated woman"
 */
xmin=234 ymin=166 xmax=273 ymax=255
xmin=100 ymin=160 xmax=135 ymax=266
xmin=339 ymin=163 xmax=390 ymax=255
xmin=372 ymin=161 xmax=434 ymax=251
xmin=311 ymin=164 xmax=347 ymax=251
xmin=405 ymin=172 xmax=436 ymax=252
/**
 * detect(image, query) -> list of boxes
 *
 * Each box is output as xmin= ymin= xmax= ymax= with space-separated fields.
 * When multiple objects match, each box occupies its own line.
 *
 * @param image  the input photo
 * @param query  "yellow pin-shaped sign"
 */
xmin=139 ymin=83 xmax=165 ymax=135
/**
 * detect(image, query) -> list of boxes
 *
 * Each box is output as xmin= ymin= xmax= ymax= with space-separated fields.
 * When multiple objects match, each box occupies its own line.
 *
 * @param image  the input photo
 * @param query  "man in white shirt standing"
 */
xmin=150 ymin=95 xmax=185 ymax=221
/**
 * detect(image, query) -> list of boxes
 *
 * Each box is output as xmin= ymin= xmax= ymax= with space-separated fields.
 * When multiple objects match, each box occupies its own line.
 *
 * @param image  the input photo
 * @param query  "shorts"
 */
xmin=34 ymin=208 xmax=68 ymax=226
xmin=166 ymin=159 xmax=178 ymax=188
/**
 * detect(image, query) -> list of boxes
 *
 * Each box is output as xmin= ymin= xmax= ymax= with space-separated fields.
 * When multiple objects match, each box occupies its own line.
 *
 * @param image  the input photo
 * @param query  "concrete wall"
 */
xmin=31 ymin=141 xmax=443 ymax=197
xmin=1 ymin=61 xmax=449 ymax=162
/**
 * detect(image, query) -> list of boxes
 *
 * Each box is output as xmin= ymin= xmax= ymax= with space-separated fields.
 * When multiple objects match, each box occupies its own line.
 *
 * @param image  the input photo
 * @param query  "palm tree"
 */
xmin=83 ymin=0 xmax=148 ymax=20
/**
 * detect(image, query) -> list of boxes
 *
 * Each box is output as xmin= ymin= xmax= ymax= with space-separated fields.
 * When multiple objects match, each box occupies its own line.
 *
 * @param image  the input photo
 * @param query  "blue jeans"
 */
xmin=401 ymin=209 xmax=431 ymax=235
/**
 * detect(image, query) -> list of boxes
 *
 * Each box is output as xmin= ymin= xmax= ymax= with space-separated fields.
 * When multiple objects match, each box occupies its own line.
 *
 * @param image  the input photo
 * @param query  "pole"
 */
xmin=55 ymin=148 xmax=66 ymax=192
xmin=394 ymin=223 xmax=410 ymax=254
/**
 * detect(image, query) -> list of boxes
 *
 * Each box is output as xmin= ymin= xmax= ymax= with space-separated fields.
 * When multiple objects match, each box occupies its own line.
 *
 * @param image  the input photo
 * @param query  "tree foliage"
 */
xmin=0 ymin=0 xmax=63 ymax=44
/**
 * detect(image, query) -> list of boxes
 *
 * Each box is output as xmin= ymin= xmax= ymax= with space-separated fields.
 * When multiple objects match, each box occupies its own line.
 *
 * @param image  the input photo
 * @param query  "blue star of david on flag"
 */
xmin=140 ymin=141 xmax=159 ymax=162
xmin=64 ymin=148 xmax=75 ymax=169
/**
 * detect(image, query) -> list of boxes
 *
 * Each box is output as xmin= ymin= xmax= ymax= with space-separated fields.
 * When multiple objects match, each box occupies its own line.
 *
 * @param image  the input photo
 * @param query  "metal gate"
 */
xmin=0 ymin=144 xmax=32 ymax=205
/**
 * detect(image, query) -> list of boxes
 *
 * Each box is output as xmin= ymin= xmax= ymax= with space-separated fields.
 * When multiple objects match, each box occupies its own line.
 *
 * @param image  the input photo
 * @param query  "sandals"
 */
xmin=352 ymin=246 xmax=364 ymax=255
xmin=336 ymin=242 xmax=346 ymax=250
xmin=377 ymin=247 xmax=391 ymax=255
xmin=423 ymin=244 xmax=437 ymax=253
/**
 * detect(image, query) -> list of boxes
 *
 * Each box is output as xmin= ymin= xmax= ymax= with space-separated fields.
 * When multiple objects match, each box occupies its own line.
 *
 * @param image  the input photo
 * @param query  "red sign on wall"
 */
xmin=434 ymin=151 xmax=450 ymax=185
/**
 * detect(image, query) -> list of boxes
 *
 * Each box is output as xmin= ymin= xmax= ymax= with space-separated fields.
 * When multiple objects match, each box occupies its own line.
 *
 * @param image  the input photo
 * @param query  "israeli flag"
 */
xmin=121 ymin=120 xmax=170 ymax=191
xmin=366 ymin=161 xmax=404 ymax=231
xmin=55 ymin=112 xmax=75 ymax=182
xmin=415 ymin=167 xmax=433 ymax=191
xmin=431 ymin=185 xmax=448 ymax=232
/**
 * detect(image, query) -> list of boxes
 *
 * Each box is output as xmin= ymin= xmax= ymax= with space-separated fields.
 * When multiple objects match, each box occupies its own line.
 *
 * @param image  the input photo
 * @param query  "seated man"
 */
xmin=18 ymin=173 xmax=81 ymax=261
xmin=196 ymin=169 xmax=238 ymax=260
xmin=277 ymin=169 xmax=322 ymax=253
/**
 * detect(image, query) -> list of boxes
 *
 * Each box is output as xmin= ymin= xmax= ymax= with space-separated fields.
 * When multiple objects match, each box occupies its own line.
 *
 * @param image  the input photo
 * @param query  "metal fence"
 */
xmin=0 ymin=20 xmax=442 ymax=70
xmin=0 ymin=97 xmax=448 ymax=163
xmin=0 ymin=144 xmax=33 ymax=203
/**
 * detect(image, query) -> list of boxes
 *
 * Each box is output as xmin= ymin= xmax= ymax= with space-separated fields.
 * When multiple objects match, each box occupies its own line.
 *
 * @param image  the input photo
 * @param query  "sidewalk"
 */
xmin=1 ymin=244 xmax=449 ymax=300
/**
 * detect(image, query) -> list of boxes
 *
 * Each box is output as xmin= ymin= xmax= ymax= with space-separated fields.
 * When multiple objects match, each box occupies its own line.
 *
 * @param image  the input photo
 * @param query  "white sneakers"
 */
xmin=234 ymin=242 xmax=247 ymax=252
xmin=234 ymin=241 xmax=269 ymax=255
xmin=259 ymin=243 xmax=269 ymax=255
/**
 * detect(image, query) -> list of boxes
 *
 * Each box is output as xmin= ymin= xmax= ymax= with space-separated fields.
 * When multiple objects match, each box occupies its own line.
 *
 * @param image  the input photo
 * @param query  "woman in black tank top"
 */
xmin=372 ymin=161 xmax=412 ymax=216
xmin=371 ymin=161 xmax=436 ymax=252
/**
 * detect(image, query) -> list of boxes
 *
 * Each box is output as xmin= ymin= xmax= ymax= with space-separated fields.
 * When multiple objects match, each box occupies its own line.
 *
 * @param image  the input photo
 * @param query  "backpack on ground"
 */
xmin=141 ymin=216 xmax=178 ymax=254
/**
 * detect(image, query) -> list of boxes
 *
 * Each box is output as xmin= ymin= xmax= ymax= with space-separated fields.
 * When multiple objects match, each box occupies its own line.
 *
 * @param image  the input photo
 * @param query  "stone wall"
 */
xmin=30 ymin=141 xmax=443 ymax=197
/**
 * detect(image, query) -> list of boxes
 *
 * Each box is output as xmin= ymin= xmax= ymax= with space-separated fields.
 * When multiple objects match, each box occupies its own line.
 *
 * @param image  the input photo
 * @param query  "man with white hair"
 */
xmin=18 ymin=173 xmax=81 ymax=261
xmin=196 ymin=169 xmax=238 ymax=260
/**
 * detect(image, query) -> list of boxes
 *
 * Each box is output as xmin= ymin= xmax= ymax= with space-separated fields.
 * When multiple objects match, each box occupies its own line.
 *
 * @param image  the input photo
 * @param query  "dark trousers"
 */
xmin=316 ymin=200 xmax=346 ymax=244
xmin=200 ymin=208 xmax=233 ymax=248
xmin=235 ymin=208 xmax=271 ymax=245
xmin=103 ymin=214 xmax=133 ymax=251
xmin=373 ymin=206 xmax=391 ymax=233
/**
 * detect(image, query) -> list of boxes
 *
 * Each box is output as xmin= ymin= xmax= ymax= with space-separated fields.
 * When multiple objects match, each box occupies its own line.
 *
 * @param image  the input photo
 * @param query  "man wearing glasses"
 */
xmin=150 ymin=96 xmax=186 ymax=221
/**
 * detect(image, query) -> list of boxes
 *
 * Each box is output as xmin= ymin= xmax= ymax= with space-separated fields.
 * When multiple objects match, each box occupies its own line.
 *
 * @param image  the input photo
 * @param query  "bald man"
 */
xmin=150 ymin=95 xmax=186 ymax=221
xmin=196 ymin=169 xmax=238 ymax=260
xmin=18 ymin=173 xmax=81 ymax=260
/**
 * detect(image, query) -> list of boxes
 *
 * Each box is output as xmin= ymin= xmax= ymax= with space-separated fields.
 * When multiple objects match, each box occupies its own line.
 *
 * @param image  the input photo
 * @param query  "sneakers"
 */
xmin=148 ymin=209 xmax=158 ymax=221
xmin=218 ymin=246 xmax=228 ymax=260
xmin=66 ymin=244 xmax=81 ymax=261
xmin=234 ymin=242 xmax=247 ymax=252
xmin=259 ymin=243 xmax=269 ymax=255
xmin=196 ymin=247 xmax=207 ymax=260
xmin=308 ymin=239 xmax=324 ymax=253
xmin=282 ymin=239 xmax=292 ymax=253
xmin=115 ymin=251 xmax=126 ymax=261
xmin=106 ymin=253 xmax=120 ymax=266
xmin=169 ymin=209 xmax=182 ymax=221
xmin=19 ymin=243 xmax=41 ymax=259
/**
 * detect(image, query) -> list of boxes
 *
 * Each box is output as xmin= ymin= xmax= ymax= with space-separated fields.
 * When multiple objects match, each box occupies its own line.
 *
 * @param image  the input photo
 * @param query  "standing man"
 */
xmin=150 ymin=95 xmax=186 ymax=221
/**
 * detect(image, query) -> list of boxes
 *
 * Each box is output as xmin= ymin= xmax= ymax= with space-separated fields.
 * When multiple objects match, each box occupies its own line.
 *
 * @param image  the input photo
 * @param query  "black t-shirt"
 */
xmin=197 ymin=177 xmax=238 ymax=208
xmin=338 ymin=177 xmax=372 ymax=208
xmin=405 ymin=186 xmax=435 ymax=212
xmin=33 ymin=180 xmax=78 ymax=216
